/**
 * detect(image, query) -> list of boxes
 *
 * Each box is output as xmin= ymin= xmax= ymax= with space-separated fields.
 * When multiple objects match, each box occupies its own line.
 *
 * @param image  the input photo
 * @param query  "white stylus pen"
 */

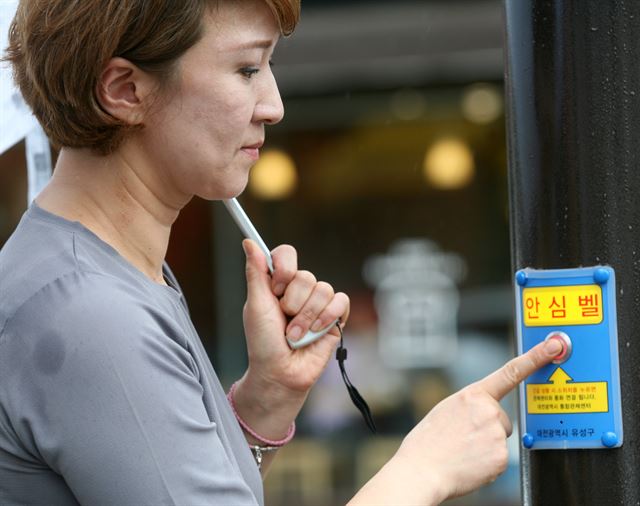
xmin=222 ymin=198 xmax=339 ymax=349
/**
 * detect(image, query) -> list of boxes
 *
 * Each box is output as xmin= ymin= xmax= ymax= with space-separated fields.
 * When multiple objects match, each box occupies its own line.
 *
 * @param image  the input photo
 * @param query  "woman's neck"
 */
xmin=36 ymin=145 xmax=189 ymax=284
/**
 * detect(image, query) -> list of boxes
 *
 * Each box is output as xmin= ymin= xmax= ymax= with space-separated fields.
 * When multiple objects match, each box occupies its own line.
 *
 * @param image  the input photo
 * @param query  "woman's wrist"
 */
xmin=350 ymin=452 xmax=447 ymax=506
xmin=393 ymin=452 xmax=449 ymax=505
xmin=231 ymin=372 xmax=308 ymax=443
xmin=227 ymin=382 xmax=296 ymax=446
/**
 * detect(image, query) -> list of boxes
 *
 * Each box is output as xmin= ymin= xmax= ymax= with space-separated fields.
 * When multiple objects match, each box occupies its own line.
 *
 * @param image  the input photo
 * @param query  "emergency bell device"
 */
xmin=515 ymin=266 xmax=623 ymax=450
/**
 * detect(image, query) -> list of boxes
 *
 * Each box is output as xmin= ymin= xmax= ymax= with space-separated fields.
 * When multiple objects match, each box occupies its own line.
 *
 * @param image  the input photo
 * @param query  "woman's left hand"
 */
xmin=229 ymin=239 xmax=349 ymax=470
xmin=240 ymin=239 xmax=350 ymax=397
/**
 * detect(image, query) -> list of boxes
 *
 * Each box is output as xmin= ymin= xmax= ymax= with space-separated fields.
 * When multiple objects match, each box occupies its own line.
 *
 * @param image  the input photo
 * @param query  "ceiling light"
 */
xmin=461 ymin=83 xmax=503 ymax=124
xmin=423 ymin=138 xmax=474 ymax=190
xmin=249 ymin=149 xmax=298 ymax=200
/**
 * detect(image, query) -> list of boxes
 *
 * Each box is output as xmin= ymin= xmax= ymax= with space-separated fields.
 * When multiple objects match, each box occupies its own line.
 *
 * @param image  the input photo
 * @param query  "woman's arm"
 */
xmin=231 ymin=239 xmax=349 ymax=475
xmin=348 ymin=339 xmax=561 ymax=505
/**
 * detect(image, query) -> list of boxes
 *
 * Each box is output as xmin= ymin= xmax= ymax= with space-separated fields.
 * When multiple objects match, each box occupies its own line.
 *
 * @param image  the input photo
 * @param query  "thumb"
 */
xmin=242 ymin=239 xmax=273 ymax=307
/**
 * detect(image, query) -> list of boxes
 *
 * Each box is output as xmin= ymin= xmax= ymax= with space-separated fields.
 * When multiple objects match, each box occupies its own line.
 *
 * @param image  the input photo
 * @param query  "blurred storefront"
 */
xmin=0 ymin=1 xmax=518 ymax=504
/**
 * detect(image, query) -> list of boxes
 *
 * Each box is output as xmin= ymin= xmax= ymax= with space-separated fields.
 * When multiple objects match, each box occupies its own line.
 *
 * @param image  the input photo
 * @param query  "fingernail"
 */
xmin=273 ymin=283 xmax=285 ymax=296
xmin=544 ymin=339 xmax=563 ymax=356
xmin=287 ymin=325 xmax=302 ymax=341
xmin=311 ymin=319 xmax=323 ymax=332
xmin=242 ymin=240 xmax=250 ymax=256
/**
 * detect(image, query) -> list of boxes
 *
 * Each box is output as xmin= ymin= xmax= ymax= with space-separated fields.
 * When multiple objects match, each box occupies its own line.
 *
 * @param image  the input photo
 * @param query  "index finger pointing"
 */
xmin=476 ymin=339 xmax=563 ymax=400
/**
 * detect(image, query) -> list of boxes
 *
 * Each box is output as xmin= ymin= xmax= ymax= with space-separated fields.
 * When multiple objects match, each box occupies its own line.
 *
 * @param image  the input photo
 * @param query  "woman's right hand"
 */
xmin=349 ymin=338 xmax=562 ymax=505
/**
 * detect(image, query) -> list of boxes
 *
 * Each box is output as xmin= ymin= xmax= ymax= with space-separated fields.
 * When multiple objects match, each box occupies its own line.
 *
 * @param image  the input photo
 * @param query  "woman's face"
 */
xmin=139 ymin=0 xmax=284 ymax=202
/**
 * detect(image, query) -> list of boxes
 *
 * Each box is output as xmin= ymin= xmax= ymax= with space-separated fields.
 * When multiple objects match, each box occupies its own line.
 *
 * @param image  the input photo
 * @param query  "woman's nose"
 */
xmin=254 ymin=72 xmax=285 ymax=125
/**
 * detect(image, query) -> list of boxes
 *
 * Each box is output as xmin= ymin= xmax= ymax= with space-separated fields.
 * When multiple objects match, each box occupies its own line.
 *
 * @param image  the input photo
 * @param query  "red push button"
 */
xmin=544 ymin=331 xmax=572 ymax=364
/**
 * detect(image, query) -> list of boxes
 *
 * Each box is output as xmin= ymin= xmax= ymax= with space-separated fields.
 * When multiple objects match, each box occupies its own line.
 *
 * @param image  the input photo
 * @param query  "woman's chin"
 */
xmin=198 ymin=181 xmax=248 ymax=201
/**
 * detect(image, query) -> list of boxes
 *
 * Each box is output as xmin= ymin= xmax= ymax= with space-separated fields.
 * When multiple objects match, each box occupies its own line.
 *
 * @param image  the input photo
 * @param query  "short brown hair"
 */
xmin=4 ymin=0 xmax=300 ymax=155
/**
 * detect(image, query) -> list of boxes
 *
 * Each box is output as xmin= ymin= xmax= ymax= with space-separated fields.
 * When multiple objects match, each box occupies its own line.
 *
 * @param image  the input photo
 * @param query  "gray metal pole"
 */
xmin=505 ymin=1 xmax=640 ymax=504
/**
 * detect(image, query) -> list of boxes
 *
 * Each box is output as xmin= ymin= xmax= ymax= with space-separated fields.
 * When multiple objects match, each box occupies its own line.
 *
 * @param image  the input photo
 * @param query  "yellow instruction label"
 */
xmin=526 ymin=368 xmax=609 ymax=414
xmin=523 ymin=284 xmax=603 ymax=326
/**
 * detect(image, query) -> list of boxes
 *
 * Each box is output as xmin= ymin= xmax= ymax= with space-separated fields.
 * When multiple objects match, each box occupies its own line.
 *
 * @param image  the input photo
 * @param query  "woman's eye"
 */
xmin=240 ymin=67 xmax=260 ymax=79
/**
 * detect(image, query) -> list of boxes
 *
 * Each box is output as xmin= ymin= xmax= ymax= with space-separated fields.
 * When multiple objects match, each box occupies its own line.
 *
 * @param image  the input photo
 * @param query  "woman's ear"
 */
xmin=96 ymin=57 xmax=155 ymax=125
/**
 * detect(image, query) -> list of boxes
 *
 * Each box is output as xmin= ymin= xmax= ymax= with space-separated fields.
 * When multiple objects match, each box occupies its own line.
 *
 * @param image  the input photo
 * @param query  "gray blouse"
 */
xmin=0 ymin=204 xmax=262 ymax=505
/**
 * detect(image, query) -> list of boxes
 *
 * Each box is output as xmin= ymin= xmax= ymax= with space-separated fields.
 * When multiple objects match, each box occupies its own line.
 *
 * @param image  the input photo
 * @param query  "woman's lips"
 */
xmin=241 ymin=143 xmax=263 ymax=161
xmin=241 ymin=147 xmax=260 ymax=161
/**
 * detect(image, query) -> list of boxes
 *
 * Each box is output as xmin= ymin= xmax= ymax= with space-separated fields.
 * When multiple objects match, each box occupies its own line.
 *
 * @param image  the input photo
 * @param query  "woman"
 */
xmin=0 ymin=0 xmax=561 ymax=504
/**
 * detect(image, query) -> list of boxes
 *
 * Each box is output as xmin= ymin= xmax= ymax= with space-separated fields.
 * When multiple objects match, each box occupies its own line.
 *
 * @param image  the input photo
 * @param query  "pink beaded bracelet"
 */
xmin=227 ymin=382 xmax=296 ymax=447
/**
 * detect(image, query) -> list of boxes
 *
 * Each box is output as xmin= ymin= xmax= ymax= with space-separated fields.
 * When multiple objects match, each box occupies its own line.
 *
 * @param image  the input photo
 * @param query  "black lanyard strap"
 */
xmin=335 ymin=322 xmax=377 ymax=433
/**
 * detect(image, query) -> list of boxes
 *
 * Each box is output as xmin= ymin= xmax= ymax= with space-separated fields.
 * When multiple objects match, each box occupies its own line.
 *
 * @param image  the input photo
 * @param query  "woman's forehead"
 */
xmin=204 ymin=0 xmax=281 ymax=49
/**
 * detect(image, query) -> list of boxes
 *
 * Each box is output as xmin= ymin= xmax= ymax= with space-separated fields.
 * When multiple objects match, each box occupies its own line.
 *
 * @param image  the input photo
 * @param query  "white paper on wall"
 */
xmin=25 ymin=125 xmax=52 ymax=202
